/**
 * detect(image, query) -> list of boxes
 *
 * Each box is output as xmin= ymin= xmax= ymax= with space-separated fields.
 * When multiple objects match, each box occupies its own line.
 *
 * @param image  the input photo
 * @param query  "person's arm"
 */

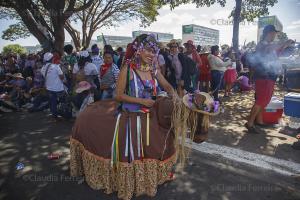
xmin=57 ymin=65 xmax=64 ymax=81
xmin=115 ymin=65 xmax=155 ymax=107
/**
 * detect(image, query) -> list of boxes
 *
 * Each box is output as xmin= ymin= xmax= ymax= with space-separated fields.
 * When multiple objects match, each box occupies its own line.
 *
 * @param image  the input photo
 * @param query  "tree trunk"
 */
xmin=65 ymin=21 xmax=81 ymax=51
xmin=53 ymin=25 xmax=65 ymax=54
xmin=15 ymin=7 xmax=53 ymax=51
xmin=232 ymin=0 xmax=242 ymax=72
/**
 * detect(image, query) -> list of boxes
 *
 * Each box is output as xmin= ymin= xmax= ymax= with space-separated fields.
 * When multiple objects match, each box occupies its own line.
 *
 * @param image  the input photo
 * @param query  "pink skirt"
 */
xmin=224 ymin=69 xmax=237 ymax=84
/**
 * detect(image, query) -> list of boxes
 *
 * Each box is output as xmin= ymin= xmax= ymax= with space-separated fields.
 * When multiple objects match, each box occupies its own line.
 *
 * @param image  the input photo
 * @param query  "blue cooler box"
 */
xmin=284 ymin=93 xmax=300 ymax=118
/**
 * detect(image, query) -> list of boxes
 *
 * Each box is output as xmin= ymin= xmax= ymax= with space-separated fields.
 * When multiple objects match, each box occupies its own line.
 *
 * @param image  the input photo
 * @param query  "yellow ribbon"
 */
xmin=146 ymin=112 xmax=150 ymax=146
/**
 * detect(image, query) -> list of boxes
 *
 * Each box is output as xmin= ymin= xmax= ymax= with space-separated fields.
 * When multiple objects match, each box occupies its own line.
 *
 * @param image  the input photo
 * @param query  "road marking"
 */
xmin=190 ymin=141 xmax=300 ymax=176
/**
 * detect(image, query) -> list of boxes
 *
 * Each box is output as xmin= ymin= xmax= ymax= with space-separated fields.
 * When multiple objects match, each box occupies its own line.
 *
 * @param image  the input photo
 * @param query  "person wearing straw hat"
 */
xmin=41 ymin=52 xmax=65 ymax=119
xmin=182 ymin=91 xmax=220 ymax=143
xmin=72 ymin=80 xmax=94 ymax=116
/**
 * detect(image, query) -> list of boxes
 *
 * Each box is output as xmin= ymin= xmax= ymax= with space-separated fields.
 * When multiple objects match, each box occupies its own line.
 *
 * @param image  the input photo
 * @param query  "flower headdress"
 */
xmin=125 ymin=34 xmax=160 ymax=71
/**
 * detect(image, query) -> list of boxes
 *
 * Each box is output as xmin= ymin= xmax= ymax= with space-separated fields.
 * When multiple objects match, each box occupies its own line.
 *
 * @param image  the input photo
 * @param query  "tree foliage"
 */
xmin=0 ymin=0 xmax=95 ymax=53
xmin=66 ymin=0 xmax=162 ymax=50
xmin=2 ymin=44 xmax=27 ymax=55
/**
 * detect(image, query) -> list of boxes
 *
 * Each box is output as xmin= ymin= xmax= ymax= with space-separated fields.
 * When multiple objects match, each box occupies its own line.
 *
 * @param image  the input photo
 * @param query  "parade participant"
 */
xmin=72 ymin=50 xmax=98 ymax=87
xmin=223 ymin=48 xmax=237 ymax=97
xmin=90 ymin=44 xmax=103 ymax=73
xmin=41 ymin=52 xmax=64 ymax=120
xmin=199 ymin=48 xmax=211 ymax=92
xmin=99 ymin=51 xmax=120 ymax=99
xmin=166 ymin=39 xmax=197 ymax=97
xmin=70 ymin=34 xmax=190 ymax=200
xmin=207 ymin=45 xmax=232 ymax=102
xmin=245 ymin=25 xmax=294 ymax=133
xmin=184 ymin=40 xmax=201 ymax=91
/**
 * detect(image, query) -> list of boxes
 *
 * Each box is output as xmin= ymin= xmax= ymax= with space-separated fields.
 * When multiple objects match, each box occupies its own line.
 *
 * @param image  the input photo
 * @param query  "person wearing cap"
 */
xmin=184 ymin=40 xmax=202 ymax=91
xmin=72 ymin=80 xmax=94 ymax=116
xmin=245 ymin=25 xmax=295 ymax=134
xmin=41 ymin=52 xmax=65 ymax=119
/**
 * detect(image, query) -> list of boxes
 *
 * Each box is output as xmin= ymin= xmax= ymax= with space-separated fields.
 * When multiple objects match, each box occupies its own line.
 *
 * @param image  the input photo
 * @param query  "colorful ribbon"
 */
xmin=111 ymin=113 xmax=121 ymax=167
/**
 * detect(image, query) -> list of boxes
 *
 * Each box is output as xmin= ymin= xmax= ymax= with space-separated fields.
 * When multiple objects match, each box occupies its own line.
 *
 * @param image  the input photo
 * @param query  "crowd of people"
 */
xmin=0 ymin=37 xmax=253 ymax=118
xmin=1 ymin=25 xmax=299 ymax=200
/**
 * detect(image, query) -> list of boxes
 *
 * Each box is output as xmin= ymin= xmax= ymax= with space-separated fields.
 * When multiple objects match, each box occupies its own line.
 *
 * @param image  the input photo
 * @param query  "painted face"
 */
xmin=103 ymin=53 xmax=113 ymax=64
xmin=140 ymin=47 xmax=155 ymax=65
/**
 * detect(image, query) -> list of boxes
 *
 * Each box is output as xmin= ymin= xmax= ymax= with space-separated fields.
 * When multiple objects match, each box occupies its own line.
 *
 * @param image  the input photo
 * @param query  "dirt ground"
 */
xmin=0 ymin=84 xmax=299 ymax=200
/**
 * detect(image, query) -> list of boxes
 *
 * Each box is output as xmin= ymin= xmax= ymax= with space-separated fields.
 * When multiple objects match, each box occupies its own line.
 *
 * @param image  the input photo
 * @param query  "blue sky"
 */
xmin=0 ymin=0 xmax=299 ymax=50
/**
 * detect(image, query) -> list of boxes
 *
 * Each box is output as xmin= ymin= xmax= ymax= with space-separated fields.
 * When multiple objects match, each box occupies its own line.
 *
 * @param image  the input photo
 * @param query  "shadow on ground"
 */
xmin=0 ymin=111 xmax=299 ymax=200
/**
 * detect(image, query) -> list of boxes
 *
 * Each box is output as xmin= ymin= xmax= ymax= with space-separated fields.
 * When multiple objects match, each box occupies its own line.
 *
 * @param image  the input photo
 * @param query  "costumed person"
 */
xmin=70 ymin=34 xmax=182 ymax=200
xmin=99 ymin=51 xmax=120 ymax=100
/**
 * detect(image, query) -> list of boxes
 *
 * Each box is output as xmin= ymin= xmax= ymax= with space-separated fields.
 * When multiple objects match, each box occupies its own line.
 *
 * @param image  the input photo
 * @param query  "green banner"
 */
xmin=183 ymin=25 xmax=193 ymax=34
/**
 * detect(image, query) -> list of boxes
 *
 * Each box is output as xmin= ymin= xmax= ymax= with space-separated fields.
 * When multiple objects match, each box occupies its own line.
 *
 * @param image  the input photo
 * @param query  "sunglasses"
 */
xmin=170 ymin=45 xmax=178 ymax=48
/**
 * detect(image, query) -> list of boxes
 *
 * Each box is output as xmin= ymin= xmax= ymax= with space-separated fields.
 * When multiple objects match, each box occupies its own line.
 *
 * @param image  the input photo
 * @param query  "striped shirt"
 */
xmin=99 ymin=63 xmax=120 ymax=89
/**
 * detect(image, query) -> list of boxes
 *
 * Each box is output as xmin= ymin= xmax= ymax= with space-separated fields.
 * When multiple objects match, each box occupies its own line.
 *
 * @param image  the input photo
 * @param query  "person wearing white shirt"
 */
xmin=90 ymin=44 xmax=104 ymax=73
xmin=207 ymin=45 xmax=232 ymax=102
xmin=41 ymin=52 xmax=64 ymax=119
xmin=72 ymin=50 xmax=98 ymax=87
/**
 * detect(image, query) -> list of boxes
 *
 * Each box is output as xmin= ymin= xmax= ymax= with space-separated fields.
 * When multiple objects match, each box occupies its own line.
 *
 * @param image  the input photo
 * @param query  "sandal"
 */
xmin=254 ymin=123 xmax=273 ymax=128
xmin=244 ymin=123 xmax=260 ymax=134
xmin=292 ymin=141 xmax=300 ymax=150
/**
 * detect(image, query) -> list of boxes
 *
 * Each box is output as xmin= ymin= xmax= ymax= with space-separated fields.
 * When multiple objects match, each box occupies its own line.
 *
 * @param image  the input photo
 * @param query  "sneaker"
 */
xmin=254 ymin=122 xmax=274 ymax=128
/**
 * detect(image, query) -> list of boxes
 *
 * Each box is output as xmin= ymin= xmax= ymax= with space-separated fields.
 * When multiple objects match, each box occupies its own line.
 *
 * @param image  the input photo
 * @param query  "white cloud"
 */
xmin=286 ymin=20 xmax=300 ymax=30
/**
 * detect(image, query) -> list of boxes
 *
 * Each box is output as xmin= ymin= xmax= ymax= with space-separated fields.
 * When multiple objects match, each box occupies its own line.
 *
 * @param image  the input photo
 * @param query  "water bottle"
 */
xmin=289 ymin=117 xmax=300 ymax=129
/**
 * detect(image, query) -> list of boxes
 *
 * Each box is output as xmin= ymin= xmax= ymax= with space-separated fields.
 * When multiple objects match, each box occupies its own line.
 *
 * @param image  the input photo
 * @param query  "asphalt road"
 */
xmin=0 ymin=112 xmax=299 ymax=200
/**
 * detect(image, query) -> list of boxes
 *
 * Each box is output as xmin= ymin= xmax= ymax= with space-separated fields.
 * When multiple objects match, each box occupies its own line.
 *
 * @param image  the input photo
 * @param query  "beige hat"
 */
xmin=75 ymin=81 xmax=92 ymax=93
xmin=182 ymin=92 xmax=220 ymax=116
xmin=13 ymin=73 xmax=24 ymax=79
